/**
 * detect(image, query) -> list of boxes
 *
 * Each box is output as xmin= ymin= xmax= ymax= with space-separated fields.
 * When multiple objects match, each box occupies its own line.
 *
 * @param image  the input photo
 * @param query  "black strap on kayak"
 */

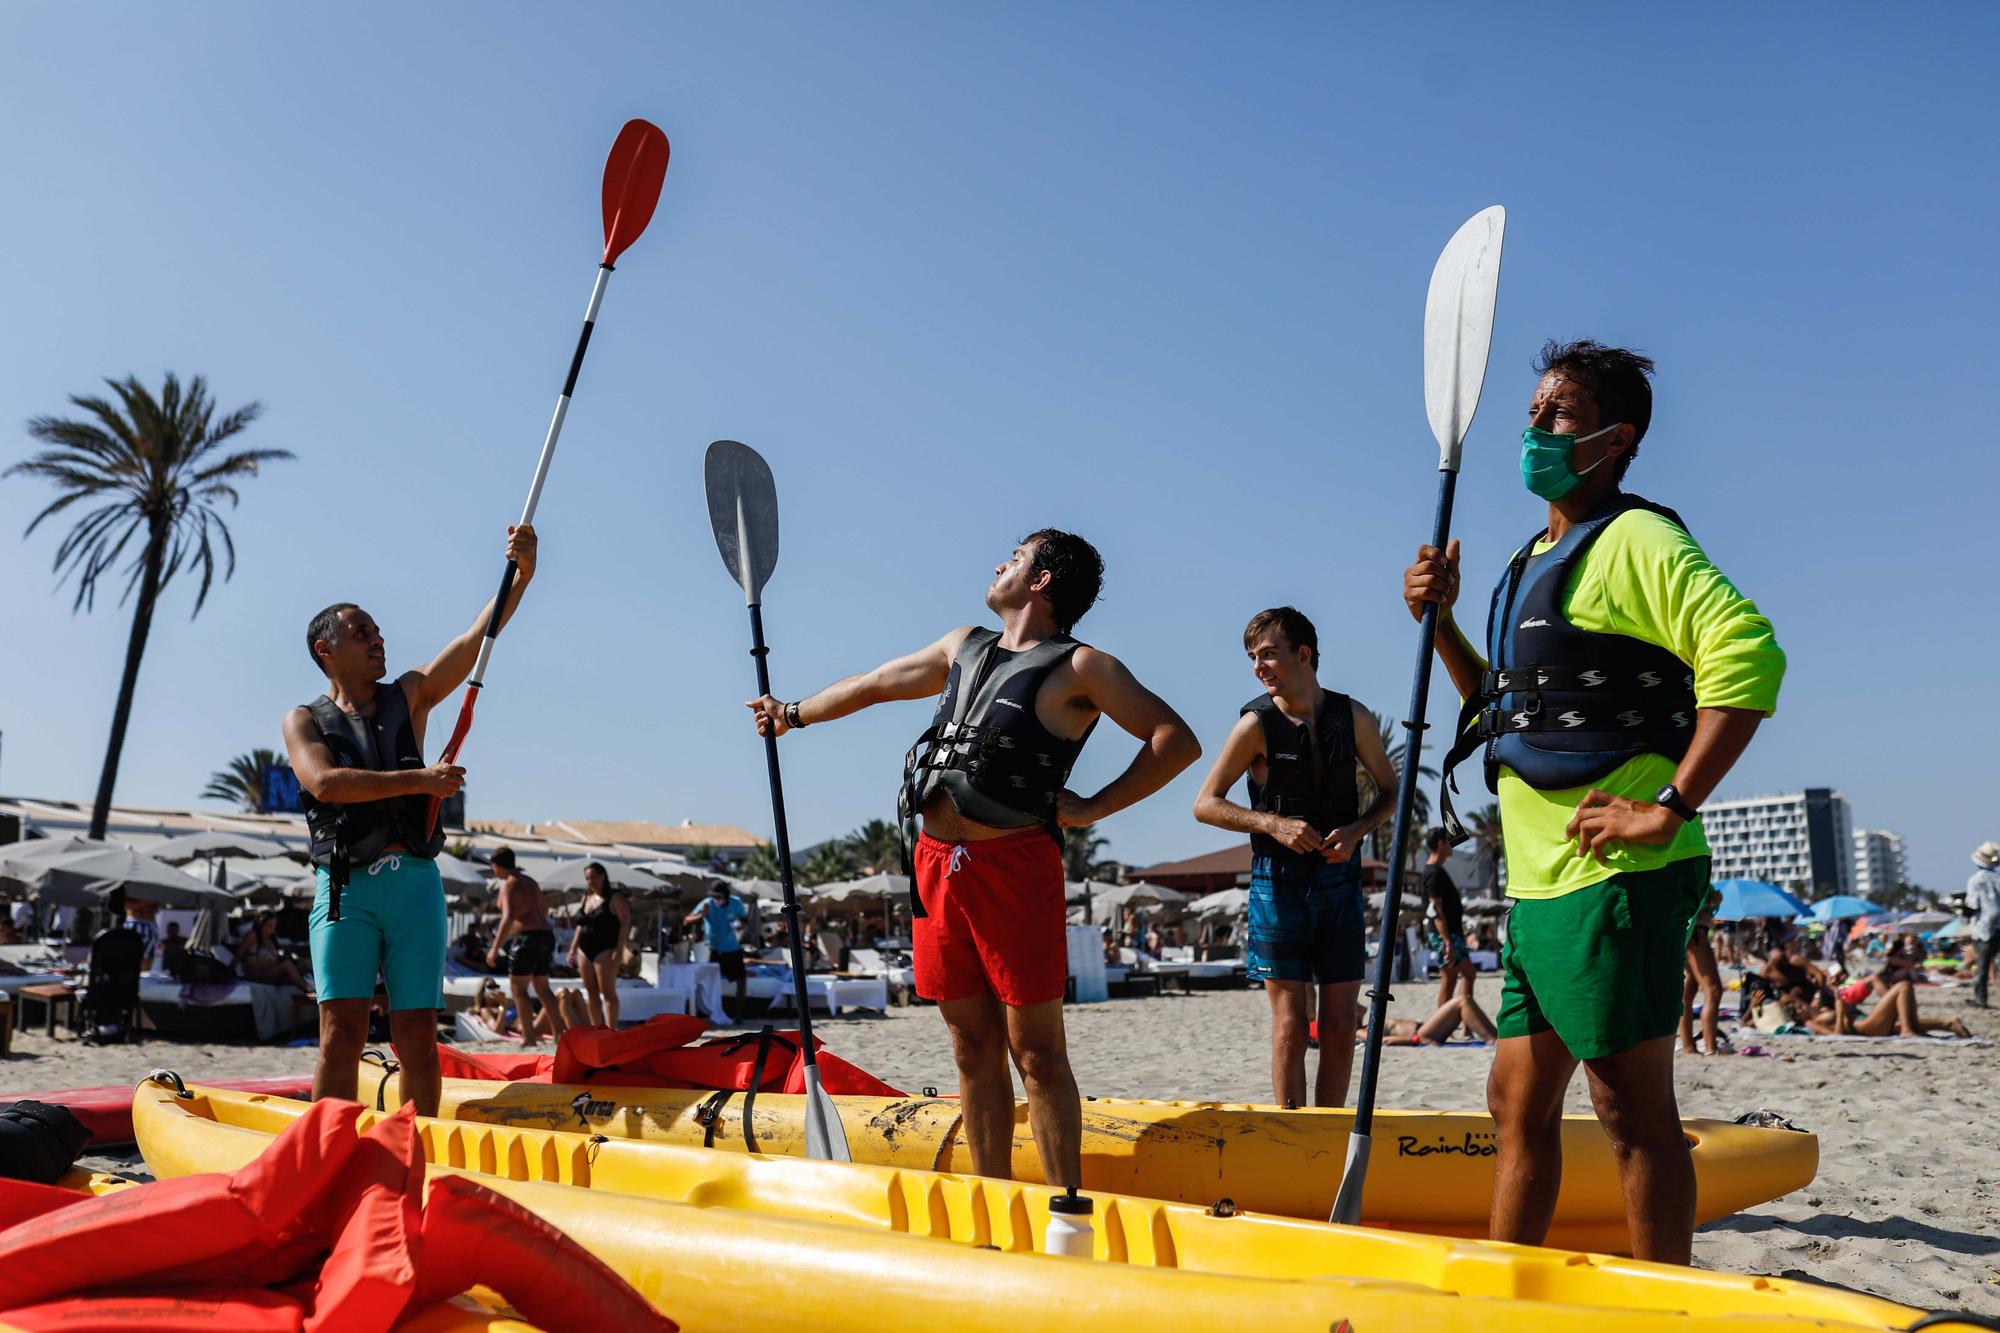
xmin=693 ymin=1090 xmax=735 ymax=1149
xmin=361 ymin=1049 xmax=398 ymax=1111
xmin=740 ymin=1023 xmax=793 ymax=1152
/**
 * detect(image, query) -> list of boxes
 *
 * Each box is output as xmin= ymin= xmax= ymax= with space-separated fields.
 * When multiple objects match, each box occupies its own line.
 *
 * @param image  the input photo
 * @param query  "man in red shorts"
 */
xmin=747 ymin=530 xmax=1200 ymax=1185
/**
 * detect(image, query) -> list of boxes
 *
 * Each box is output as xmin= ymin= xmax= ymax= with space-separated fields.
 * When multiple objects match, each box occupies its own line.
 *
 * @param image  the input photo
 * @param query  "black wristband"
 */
xmin=1654 ymin=784 xmax=1698 ymax=823
xmin=785 ymin=700 xmax=806 ymax=729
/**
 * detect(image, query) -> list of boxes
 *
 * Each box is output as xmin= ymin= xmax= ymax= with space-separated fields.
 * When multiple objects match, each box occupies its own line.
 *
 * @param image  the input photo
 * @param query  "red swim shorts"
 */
xmin=912 ymin=828 xmax=1067 ymax=1006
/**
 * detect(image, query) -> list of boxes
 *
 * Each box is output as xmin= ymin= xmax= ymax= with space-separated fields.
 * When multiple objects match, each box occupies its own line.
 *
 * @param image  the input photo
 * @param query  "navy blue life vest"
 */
xmin=1241 ymin=690 xmax=1358 ymax=862
xmin=1438 ymin=494 xmax=1696 ymax=842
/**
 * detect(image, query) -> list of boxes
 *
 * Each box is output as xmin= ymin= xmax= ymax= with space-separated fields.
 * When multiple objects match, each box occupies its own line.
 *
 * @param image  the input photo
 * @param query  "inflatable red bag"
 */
xmin=0 ymin=1287 xmax=306 ymax=1332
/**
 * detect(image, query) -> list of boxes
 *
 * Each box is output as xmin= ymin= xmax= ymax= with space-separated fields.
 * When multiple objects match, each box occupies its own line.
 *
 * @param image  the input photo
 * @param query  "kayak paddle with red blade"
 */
xmin=426 ymin=118 xmax=671 ymax=834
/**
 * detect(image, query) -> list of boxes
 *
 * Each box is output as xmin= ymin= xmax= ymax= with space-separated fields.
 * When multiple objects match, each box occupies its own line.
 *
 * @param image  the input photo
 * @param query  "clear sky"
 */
xmin=2 ymin=3 xmax=1994 ymax=894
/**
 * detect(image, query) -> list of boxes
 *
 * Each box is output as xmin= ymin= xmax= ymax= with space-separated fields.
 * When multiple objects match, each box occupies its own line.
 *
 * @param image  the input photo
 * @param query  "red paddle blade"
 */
xmin=601 ymin=119 xmax=670 ymax=265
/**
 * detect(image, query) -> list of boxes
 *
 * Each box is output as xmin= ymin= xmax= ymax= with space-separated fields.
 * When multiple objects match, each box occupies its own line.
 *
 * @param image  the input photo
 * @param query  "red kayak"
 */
xmin=12 ymin=1076 xmax=315 ymax=1147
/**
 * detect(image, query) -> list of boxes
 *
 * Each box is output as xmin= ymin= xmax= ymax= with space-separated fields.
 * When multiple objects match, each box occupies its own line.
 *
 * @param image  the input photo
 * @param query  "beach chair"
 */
xmin=79 ymin=926 xmax=145 ymax=1042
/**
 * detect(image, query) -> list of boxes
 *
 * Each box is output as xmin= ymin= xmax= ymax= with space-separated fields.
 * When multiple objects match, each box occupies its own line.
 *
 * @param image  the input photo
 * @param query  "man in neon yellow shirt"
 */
xmin=1403 ymin=340 xmax=1783 ymax=1264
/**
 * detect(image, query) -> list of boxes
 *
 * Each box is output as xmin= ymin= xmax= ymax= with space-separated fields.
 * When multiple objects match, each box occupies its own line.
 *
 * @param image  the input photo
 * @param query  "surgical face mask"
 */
xmin=1519 ymin=423 xmax=1621 ymax=500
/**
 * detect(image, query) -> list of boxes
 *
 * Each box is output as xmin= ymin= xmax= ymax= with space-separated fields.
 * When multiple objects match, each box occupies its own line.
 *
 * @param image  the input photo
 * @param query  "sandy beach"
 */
xmin=7 ymin=973 xmax=1996 ymax=1318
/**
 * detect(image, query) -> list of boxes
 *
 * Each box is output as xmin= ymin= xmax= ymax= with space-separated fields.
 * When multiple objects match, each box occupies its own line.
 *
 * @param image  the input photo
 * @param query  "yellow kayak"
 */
xmin=131 ymin=1077 xmax=1956 ymax=1333
xmin=355 ymin=1059 xmax=1817 ymax=1253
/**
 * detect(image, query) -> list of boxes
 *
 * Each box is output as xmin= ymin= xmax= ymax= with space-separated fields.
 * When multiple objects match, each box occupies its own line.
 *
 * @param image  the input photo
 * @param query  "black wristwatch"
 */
xmin=784 ymin=700 xmax=807 ymax=730
xmin=1653 ymin=784 xmax=1699 ymax=823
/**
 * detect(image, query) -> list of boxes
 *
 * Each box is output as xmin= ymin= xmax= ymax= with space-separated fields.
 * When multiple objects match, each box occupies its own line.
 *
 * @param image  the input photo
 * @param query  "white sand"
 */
xmin=7 ymin=974 xmax=1996 ymax=1317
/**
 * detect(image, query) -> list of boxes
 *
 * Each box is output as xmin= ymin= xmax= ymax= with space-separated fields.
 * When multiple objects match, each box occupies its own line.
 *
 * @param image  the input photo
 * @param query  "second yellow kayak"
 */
xmin=356 ymin=1058 xmax=1817 ymax=1252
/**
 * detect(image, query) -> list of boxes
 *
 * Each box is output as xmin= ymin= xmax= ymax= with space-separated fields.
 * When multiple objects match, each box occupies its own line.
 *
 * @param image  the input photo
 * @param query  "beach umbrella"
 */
xmin=1085 ymin=881 xmax=1188 ymax=914
xmin=148 ymin=831 xmax=295 ymax=865
xmin=625 ymin=860 xmax=712 ymax=894
xmin=0 ymin=841 xmax=232 ymax=909
xmin=1188 ymin=887 xmax=1250 ymax=919
xmin=1709 ymin=880 xmax=1811 ymax=922
xmin=811 ymin=873 xmax=910 ymax=907
xmin=1808 ymin=895 xmax=1884 ymax=922
xmin=1884 ymin=910 xmax=1956 ymax=936
xmin=534 ymin=860 xmax=669 ymax=897
xmin=433 ymin=852 xmax=488 ymax=889
xmin=1933 ymin=918 xmax=1965 ymax=940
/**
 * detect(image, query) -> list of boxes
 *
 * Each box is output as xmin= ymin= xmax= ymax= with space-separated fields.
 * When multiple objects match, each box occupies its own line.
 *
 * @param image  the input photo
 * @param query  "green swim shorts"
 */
xmin=1496 ymin=856 xmax=1710 ymax=1061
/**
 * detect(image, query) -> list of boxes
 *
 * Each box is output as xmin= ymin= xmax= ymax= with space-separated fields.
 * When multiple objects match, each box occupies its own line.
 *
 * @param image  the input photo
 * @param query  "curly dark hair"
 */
xmin=1533 ymin=339 xmax=1656 ymax=479
xmin=1019 ymin=529 xmax=1104 ymax=633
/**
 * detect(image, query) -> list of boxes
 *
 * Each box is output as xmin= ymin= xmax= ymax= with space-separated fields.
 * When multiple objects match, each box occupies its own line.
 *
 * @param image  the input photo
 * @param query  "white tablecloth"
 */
xmin=764 ymin=973 xmax=890 ymax=1014
xmin=662 ymin=962 xmax=726 ymax=1025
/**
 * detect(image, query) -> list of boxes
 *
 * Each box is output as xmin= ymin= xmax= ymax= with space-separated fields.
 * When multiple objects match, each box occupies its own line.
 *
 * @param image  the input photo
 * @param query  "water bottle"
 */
xmin=1044 ymin=1187 xmax=1095 ymax=1258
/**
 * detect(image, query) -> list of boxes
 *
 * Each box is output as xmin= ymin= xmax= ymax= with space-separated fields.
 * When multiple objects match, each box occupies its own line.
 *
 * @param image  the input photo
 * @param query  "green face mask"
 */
xmin=1519 ymin=423 xmax=1620 ymax=500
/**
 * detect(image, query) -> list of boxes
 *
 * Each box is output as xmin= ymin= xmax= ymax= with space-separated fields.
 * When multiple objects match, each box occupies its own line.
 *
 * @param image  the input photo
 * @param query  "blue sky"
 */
xmin=2 ymin=3 xmax=1994 ymax=893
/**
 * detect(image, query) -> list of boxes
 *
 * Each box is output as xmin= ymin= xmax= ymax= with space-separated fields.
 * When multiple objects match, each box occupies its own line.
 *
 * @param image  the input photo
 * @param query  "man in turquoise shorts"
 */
xmin=1403 ymin=341 xmax=1784 ymax=1264
xmin=282 ymin=523 xmax=538 ymax=1114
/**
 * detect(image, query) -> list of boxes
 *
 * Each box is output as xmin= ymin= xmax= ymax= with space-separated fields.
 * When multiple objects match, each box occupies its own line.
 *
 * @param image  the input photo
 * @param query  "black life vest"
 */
xmin=301 ymin=681 xmax=443 ymax=918
xmin=1241 ymin=690 xmax=1358 ymax=861
xmin=900 ymin=628 xmax=1097 ymax=837
xmin=1438 ymin=493 xmax=1697 ymax=842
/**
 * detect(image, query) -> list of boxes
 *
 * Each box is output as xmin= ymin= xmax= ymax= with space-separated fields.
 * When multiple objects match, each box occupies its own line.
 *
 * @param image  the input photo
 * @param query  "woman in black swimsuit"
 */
xmin=566 ymin=862 xmax=630 ymax=1028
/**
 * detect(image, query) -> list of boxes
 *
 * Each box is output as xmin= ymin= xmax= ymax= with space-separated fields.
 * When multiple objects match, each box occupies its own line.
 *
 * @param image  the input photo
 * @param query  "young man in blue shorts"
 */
xmin=1193 ymin=607 xmax=1398 ymax=1107
xmin=282 ymin=523 xmax=538 ymax=1114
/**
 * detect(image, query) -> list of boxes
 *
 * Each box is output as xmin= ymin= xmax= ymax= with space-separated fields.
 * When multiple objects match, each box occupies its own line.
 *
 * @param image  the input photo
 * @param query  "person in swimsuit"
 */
xmin=748 ymin=530 xmax=1200 ymax=1187
xmin=566 ymin=862 xmax=630 ymax=1028
xmin=1354 ymin=992 xmax=1499 ymax=1047
xmin=486 ymin=846 xmax=564 ymax=1044
xmin=1679 ymin=888 xmax=1727 ymax=1055
xmin=1421 ymin=827 xmax=1477 ymax=1007
xmin=236 ymin=911 xmax=310 ymax=993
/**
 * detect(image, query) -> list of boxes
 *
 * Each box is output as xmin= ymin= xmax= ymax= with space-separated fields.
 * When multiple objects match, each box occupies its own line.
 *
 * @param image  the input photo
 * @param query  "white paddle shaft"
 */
xmin=467 ymin=264 xmax=613 ymax=688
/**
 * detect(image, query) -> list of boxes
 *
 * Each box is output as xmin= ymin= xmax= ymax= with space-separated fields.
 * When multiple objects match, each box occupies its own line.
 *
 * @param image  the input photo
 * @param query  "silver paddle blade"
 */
xmin=800 ymin=1063 xmax=852 ymax=1161
xmin=704 ymin=440 xmax=780 ymax=605
xmin=1423 ymin=205 xmax=1506 ymax=472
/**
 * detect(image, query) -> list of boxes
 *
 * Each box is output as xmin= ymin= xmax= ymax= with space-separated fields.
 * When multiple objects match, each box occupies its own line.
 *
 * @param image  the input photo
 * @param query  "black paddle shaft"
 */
xmin=1349 ymin=467 xmax=1459 ymax=1139
xmin=746 ymin=602 xmax=823 ymax=1070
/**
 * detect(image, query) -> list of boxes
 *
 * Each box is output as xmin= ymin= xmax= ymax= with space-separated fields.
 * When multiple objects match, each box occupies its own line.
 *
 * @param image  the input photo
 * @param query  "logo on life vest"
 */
xmin=1557 ymin=711 xmax=1586 ymax=728
xmin=1275 ymin=752 xmax=1300 ymax=761
xmin=1671 ymin=711 xmax=1690 ymax=727
xmin=991 ymin=697 xmax=1024 ymax=711
xmin=1509 ymin=712 xmax=1533 ymax=730
xmin=1519 ymin=617 xmax=1551 ymax=629
xmin=1617 ymin=710 xmax=1644 ymax=727
xmin=570 ymin=1092 xmax=615 ymax=1126
xmin=1638 ymin=671 xmax=1663 ymax=687
xmin=1578 ymin=669 xmax=1606 ymax=687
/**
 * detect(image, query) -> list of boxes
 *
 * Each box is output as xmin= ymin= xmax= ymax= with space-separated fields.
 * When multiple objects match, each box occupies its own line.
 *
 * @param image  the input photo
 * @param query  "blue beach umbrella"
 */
xmin=1710 ymin=879 xmax=1812 ymax=922
xmin=1809 ymin=895 xmax=1884 ymax=922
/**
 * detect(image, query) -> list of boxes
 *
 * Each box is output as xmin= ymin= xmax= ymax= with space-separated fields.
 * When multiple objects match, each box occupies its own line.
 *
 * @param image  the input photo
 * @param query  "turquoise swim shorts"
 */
xmin=309 ymin=853 xmax=446 ymax=1010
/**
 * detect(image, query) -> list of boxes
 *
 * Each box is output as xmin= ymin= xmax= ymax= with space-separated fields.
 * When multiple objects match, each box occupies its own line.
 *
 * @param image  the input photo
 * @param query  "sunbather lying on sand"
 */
xmin=1800 ymin=979 xmax=1970 ymax=1039
xmin=1357 ymin=993 xmax=1498 ymax=1046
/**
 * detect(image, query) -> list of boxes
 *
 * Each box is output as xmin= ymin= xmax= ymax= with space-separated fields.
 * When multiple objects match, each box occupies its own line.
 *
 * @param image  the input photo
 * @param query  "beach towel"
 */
xmin=1756 ymin=1031 xmax=1993 ymax=1047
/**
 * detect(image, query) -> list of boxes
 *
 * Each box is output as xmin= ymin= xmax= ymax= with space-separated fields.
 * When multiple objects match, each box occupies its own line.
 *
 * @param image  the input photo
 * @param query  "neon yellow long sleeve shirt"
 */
xmin=1477 ymin=507 xmax=1786 ymax=900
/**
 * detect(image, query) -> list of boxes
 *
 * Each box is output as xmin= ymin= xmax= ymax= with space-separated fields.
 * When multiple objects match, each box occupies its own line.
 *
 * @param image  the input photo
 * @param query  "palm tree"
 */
xmin=797 ymin=841 xmax=856 ymax=887
xmin=1063 ymin=824 xmax=1111 ymax=882
xmin=1361 ymin=709 xmax=1438 ymax=866
xmin=1467 ymin=802 xmax=1505 ymax=894
xmin=843 ymin=818 xmax=905 ymax=874
xmin=737 ymin=843 xmax=781 ymax=880
xmin=200 ymin=748 xmax=290 ymax=812
xmin=10 ymin=374 xmax=290 ymax=838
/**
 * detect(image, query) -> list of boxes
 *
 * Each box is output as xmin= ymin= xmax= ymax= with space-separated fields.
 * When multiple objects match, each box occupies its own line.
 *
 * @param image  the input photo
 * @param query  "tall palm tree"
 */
xmin=200 ymin=748 xmax=290 ymax=813
xmin=1063 ymin=824 xmax=1111 ymax=882
xmin=843 ymin=818 xmax=905 ymax=874
xmin=1361 ymin=708 xmax=1438 ymax=866
xmin=10 ymin=374 xmax=290 ymax=838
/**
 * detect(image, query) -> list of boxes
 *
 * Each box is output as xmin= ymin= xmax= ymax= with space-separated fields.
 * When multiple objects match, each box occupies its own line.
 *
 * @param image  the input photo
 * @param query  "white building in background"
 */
xmin=1702 ymin=788 xmax=1855 ymax=897
xmin=1853 ymin=829 xmax=1907 ymax=898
